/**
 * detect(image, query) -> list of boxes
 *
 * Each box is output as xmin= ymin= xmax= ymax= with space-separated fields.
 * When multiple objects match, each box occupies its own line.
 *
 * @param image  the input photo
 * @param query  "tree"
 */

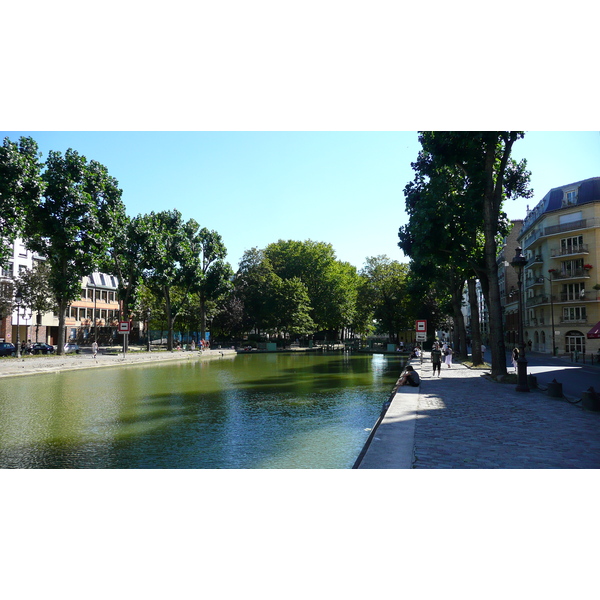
xmin=270 ymin=276 xmax=315 ymax=341
xmin=195 ymin=228 xmax=233 ymax=342
xmin=139 ymin=210 xmax=202 ymax=351
xmin=399 ymin=132 xmax=532 ymax=377
xmin=235 ymin=248 xmax=280 ymax=335
xmin=0 ymin=136 xmax=44 ymax=266
xmin=102 ymin=213 xmax=148 ymax=326
xmin=24 ymin=149 xmax=125 ymax=354
xmin=264 ymin=239 xmax=358 ymax=335
xmin=359 ymin=256 xmax=411 ymax=343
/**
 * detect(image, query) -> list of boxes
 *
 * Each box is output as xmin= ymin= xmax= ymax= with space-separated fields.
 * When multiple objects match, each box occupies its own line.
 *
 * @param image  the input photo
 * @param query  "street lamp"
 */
xmin=14 ymin=288 xmax=22 ymax=358
xmin=511 ymin=247 xmax=529 ymax=392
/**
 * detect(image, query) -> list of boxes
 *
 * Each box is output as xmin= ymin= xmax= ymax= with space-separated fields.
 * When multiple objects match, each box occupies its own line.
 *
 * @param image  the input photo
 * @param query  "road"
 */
xmin=484 ymin=349 xmax=600 ymax=400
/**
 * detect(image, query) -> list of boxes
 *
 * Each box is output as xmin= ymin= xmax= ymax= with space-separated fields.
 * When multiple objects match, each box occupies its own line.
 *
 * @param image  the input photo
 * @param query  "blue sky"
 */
xmin=2 ymin=131 xmax=599 ymax=271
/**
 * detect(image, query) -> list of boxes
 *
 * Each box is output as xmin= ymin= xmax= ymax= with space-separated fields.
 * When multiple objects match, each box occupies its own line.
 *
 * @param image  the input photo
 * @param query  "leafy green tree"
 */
xmin=235 ymin=248 xmax=279 ymax=335
xmin=399 ymin=132 xmax=532 ymax=376
xmin=264 ymin=239 xmax=358 ymax=335
xmin=359 ymin=256 xmax=411 ymax=343
xmin=0 ymin=136 xmax=44 ymax=266
xmin=270 ymin=276 xmax=315 ymax=340
xmin=139 ymin=210 xmax=202 ymax=351
xmin=24 ymin=149 xmax=125 ymax=354
xmin=195 ymin=229 xmax=233 ymax=341
xmin=102 ymin=213 xmax=148 ymax=324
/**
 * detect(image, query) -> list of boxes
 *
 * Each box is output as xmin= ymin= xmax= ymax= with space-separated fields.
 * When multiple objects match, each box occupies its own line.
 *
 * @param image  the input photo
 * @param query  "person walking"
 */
xmin=431 ymin=342 xmax=442 ymax=376
xmin=511 ymin=347 xmax=519 ymax=372
xmin=444 ymin=345 xmax=453 ymax=368
xmin=92 ymin=340 xmax=98 ymax=359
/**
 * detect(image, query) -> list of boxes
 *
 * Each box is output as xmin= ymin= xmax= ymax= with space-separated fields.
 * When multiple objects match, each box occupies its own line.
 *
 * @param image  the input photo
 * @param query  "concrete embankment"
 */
xmin=0 ymin=348 xmax=237 ymax=379
xmin=353 ymin=358 xmax=421 ymax=469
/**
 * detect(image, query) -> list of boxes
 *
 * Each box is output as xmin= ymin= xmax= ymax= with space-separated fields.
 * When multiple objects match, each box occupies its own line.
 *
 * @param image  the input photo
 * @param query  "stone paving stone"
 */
xmin=412 ymin=357 xmax=600 ymax=469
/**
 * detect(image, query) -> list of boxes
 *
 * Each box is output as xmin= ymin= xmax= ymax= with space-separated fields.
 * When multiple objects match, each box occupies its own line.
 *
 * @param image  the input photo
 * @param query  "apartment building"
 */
xmin=497 ymin=220 xmax=523 ymax=347
xmin=1 ymin=238 xmax=122 ymax=346
xmin=0 ymin=238 xmax=37 ymax=344
xmin=517 ymin=177 xmax=600 ymax=355
xmin=65 ymin=272 xmax=121 ymax=345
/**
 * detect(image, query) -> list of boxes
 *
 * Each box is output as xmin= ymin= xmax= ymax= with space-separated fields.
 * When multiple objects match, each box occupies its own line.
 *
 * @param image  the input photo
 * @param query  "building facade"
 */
xmin=517 ymin=177 xmax=600 ymax=355
xmin=498 ymin=220 xmax=523 ymax=347
xmin=1 ymin=238 xmax=123 ymax=347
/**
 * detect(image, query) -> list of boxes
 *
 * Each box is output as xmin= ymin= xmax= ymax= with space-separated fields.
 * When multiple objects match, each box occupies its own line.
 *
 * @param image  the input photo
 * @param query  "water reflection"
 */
xmin=0 ymin=352 xmax=404 ymax=469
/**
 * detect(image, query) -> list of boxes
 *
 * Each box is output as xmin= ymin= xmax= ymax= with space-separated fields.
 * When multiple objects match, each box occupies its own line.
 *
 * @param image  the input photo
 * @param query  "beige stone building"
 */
xmin=517 ymin=177 xmax=600 ymax=356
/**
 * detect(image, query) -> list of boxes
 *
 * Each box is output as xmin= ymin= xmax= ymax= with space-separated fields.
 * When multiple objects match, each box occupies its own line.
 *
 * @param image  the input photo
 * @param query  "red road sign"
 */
xmin=118 ymin=321 xmax=131 ymax=334
xmin=415 ymin=320 xmax=427 ymax=332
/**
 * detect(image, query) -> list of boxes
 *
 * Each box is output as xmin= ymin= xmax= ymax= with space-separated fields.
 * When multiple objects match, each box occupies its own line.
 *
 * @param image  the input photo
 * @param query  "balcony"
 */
xmin=525 ymin=276 xmax=545 ymax=289
xmin=525 ymin=294 xmax=550 ymax=307
xmin=551 ymin=268 xmax=591 ymax=281
xmin=559 ymin=291 xmax=597 ymax=303
xmin=525 ymin=255 xmax=544 ymax=269
xmin=550 ymin=244 xmax=589 ymax=258
xmin=544 ymin=217 xmax=600 ymax=236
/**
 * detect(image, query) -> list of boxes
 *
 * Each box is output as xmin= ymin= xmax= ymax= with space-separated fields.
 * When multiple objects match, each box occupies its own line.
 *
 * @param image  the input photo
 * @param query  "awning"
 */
xmin=587 ymin=321 xmax=600 ymax=339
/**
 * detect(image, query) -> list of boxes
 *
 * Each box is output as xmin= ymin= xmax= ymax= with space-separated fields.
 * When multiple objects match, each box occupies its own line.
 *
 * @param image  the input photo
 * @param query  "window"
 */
xmin=560 ymin=258 xmax=584 ymax=276
xmin=563 ymin=306 xmax=586 ymax=322
xmin=563 ymin=190 xmax=578 ymax=206
xmin=562 ymin=282 xmax=585 ymax=301
xmin=560 ymin=235 xmax=584 ymax=255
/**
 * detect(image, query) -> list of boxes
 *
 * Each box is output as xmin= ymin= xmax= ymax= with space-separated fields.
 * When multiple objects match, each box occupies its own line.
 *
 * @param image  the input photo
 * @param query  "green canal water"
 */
xmin=0 ymin=352 xmax=404 ymax=469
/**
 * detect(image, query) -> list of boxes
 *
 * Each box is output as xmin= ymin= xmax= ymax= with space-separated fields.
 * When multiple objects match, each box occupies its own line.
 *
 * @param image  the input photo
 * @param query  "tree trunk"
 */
xmin=468 ymin=278 xmax=483 ymax=365
xmin=56 ymin=299 xmax=67 ymax=355
xmin=164 ymin=289 xmax=174 ymax=351
xmin=200 ymin=293 xmax=206 ymax=344
xmin=482 ymin=140 xmax=508 ymax=378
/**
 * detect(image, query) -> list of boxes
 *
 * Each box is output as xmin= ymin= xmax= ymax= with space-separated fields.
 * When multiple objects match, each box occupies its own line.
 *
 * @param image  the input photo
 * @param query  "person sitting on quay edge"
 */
xmin=398 ymin=365 xmax=420 ymax=387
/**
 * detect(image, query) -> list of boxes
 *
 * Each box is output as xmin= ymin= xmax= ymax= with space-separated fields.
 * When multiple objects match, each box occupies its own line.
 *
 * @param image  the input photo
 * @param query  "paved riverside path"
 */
xmin=358 ymin=353 xmax=600 ymax=469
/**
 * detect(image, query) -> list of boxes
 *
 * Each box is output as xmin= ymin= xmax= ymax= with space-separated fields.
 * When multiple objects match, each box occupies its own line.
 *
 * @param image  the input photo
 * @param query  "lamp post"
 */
xmin=14 ymin=289 xmax=22 ymax=358
xmin=511 ymin=247 xmax=529 ymax=392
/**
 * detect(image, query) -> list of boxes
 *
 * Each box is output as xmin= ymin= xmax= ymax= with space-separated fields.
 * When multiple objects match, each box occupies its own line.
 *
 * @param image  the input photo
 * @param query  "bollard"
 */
xmin=582 ymin=387 xmax=600 ymax=412
xmin=547 ymin=379 xmax=563 ymax=398
xmin=527 ymin=374 xmax=538 ymax=389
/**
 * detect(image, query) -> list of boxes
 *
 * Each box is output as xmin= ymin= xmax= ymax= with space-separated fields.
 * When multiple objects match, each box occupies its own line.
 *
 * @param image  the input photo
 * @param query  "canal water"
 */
xmin=0 ymin=352 xmax=404 ymax=469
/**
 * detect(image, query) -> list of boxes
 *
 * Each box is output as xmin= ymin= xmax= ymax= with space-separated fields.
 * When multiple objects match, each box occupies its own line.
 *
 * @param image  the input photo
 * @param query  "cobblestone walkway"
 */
xmin=413 ymin=359 xmax=600 ymax=468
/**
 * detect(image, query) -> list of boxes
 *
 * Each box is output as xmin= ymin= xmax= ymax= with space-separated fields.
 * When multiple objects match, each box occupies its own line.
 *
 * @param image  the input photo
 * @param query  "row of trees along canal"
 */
xmin=398 ymin=132 xmax=533 ymax=379
xmin=1 ymin=136 xmax=448 ymax=355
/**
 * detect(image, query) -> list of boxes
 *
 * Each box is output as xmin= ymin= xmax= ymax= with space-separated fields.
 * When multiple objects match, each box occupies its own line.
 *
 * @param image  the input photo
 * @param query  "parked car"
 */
xmin=31 ymin=343 xmax=55 ymax=355
xmin=0 ymin=342 xmax=16 ymax=357
xmin=63 ymin=343 xmax=80 ymax=354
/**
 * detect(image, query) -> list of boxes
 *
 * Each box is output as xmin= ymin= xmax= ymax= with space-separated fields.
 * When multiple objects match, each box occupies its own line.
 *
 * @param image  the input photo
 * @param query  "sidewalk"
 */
xmin=357 ymin=353 xmax=600 ymax=469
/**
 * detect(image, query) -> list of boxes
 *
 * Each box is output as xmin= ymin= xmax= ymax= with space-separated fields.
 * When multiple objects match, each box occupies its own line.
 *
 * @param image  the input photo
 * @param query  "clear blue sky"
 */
xmin=2 ymin=131 xmax=598 ymax=271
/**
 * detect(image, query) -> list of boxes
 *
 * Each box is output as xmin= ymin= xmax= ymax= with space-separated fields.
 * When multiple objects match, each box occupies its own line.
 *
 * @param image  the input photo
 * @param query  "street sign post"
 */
xmin=415 ymin=320 xmax=427 ymax=333
xmin=118 ymin=321 xmax=131 ymax=355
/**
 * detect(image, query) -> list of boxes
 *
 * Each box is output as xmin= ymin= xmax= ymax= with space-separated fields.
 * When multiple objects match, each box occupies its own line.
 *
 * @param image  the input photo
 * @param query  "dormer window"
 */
xmin=563 ymin=190 xmax=577 ymax=206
